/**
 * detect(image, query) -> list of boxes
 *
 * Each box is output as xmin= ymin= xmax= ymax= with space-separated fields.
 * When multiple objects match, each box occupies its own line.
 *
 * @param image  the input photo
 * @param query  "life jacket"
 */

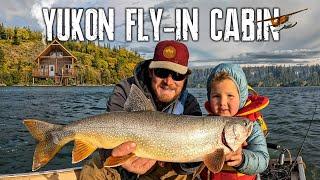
xmin=200 ymin=168 xmax=256 ymax=180
xmin=164 ymin=90 xmax=188 ymax=115
xmin=202 ymin=87 xmax=269 ymax=180
xmin=237 ymin=86 xmax=269 ymax=136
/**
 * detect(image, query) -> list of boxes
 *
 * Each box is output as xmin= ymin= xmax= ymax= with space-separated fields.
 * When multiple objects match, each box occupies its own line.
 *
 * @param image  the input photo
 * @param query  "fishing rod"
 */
xmin=261 ymin=92 xmax=318 ymax=180
xmin=289 ymin=104 xmax=317 ymax=173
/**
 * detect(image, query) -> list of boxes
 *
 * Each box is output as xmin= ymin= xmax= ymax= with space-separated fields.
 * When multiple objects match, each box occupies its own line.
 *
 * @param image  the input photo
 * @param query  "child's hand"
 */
xmin=225 ymin=142 xmax=247 ymax=167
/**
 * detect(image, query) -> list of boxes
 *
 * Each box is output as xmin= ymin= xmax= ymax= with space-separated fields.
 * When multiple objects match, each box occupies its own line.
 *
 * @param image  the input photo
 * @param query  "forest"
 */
xmin=188 ymin=65 xmax=320 ymax=87
xmin=0 ymin=22 xmax=142 ymax=86
xmin=0 ymin=22 xmax=319 ymax=87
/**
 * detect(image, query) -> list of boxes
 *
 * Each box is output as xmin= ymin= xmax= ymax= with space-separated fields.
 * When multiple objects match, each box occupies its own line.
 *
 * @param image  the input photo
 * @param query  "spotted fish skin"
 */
xmin=24 ymin=84 xmax=252 ymax=172
xmin=24 ymin=111 xmax=252 ymax=171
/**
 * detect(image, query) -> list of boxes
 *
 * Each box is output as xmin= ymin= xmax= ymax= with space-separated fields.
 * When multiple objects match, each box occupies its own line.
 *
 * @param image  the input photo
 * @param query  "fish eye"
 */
xmin=242 ymin=121 xmax=247 ymax=126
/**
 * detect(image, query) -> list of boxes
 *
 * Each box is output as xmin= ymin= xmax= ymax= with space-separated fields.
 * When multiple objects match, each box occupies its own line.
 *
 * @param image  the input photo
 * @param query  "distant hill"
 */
xmin=0 ymin=23 xmax=143 ymax=86
xmin=188 ymin=65 xmax=320 ymax=88
xmin=1 ymin=23 xmax=318 ymax=87
xmin=0 ymin=39 xmax=45 ymax=85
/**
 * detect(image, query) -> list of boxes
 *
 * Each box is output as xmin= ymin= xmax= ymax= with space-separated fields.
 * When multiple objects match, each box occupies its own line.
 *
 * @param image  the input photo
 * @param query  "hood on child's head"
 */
xmin=207 ymin=63 xmax=248 ymax=109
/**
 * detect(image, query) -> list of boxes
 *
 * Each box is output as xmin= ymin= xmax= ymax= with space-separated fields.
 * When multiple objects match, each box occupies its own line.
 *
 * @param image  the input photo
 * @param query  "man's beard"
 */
xmin=156 ymin=84 xmax=181 ymax=103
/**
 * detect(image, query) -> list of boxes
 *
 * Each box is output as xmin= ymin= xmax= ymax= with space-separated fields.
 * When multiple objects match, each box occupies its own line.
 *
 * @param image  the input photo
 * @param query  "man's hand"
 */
xmin=225 ymin=142 xmax=247 ymax=167
xmin=111 ymin=141 xmax=157 ymax=175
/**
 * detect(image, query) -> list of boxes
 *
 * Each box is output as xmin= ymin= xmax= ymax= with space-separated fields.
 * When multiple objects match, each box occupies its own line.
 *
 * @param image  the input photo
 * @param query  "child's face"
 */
xmin=209 ymin=79 xmax=240 ymax=117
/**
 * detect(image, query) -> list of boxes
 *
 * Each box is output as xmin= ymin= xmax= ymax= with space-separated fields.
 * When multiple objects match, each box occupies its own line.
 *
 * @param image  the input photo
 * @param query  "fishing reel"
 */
xmin=259 ymin=143 xmax=307 ymax=180
xmin=267 ymin=143 xmax=292 ymax=166
xmin=259 ymin=143 xmax=294 ymax=180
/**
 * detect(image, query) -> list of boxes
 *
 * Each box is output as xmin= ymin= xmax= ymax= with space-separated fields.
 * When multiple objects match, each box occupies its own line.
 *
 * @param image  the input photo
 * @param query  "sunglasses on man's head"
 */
xmin=153 ymin=68 xmax=187 ymax=81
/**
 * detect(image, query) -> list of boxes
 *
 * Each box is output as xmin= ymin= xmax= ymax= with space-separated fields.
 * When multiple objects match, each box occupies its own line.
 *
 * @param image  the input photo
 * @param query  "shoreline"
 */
xmin=0 ymin=84 xmax=115 ymax=87
xmin=0 ymin=84 xmax=319 ymax=88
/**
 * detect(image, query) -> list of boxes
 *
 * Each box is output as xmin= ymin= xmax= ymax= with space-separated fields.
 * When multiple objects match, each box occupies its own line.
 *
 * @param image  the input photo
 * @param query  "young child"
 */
xmin=201 ymin=63 xmax=269 ymax=180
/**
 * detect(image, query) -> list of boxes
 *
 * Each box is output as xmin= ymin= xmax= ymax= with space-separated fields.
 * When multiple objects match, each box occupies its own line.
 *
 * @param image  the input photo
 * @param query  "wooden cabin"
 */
xmin=32 ymin=40 xmax=77 ymax=85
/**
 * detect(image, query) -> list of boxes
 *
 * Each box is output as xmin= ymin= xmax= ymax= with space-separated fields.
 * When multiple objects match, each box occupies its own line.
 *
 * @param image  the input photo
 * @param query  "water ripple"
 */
xmin=0 ymin=86 xmax=319 ymax=177
xmin=191 ymin=87 xmax=320 ymax=178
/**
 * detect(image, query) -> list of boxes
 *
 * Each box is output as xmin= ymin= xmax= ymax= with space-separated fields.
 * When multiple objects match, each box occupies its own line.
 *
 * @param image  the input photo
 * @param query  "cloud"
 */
xmin=242 ymin=49 xmax=320 ymax=59
xmin=1 ymin=0 xmax=319 ymax=66
xmin=31 ymin=0 xmax=58 ymax=42
xmin=190 ymin=49 xmax=320 ymax=67
xmin=154 ymin=0 xmax=193 ymax=10
xmin=131 ymin=45 xmax=154 ymax=57
xmin=0 ymin=1 xmax=35 ymax=20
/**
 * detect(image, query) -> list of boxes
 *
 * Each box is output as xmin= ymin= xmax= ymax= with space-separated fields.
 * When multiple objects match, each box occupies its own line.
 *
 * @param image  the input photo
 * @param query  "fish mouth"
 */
xmin=222 ymin=127 xmax=233 ymax=152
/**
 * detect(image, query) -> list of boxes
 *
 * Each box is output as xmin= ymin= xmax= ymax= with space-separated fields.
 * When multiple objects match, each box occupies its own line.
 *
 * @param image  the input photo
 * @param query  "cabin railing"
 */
xmin=32 ymin=69 xmax=49 ymax=77
xmin=61 ymin=68 xmax=77 ymax=77
xmin=32 ymin=68 xmax=76 ymax=77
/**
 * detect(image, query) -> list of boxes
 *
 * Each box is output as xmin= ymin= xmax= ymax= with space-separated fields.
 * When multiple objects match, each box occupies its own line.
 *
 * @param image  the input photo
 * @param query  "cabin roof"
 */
xmin=35 ymin=39 xmax=77 ymax=62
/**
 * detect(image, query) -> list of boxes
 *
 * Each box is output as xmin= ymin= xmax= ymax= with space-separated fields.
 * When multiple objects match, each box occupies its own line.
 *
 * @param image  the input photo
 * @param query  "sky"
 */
xmin=0 ymin=0 xmax=319 ymax=67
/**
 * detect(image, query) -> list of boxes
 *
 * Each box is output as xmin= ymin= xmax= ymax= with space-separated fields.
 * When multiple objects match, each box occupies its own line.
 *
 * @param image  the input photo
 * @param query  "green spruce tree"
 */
xmin=12 ymin=27 xmax=20 ymax=45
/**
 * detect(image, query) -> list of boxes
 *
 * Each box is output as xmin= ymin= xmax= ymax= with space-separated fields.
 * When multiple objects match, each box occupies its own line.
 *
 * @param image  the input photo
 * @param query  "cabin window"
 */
xmin=65 ymin=64 xmax=72 ymax=69
xmin=57 ymin=52 xmax=63 ymax=56
xmin=40 ymin=65 xmax=46 ymax=74
xmin=50 ymin=51 xmax=63 ymax=57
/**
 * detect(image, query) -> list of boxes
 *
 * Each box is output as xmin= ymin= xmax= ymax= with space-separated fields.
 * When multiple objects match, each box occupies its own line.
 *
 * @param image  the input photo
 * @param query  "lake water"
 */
xmin=0 ymin=86 xmax=319 ymax=179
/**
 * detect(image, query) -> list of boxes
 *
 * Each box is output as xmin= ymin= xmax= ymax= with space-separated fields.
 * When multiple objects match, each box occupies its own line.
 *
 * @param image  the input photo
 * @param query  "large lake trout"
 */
xmin=24 ymin=85 xmax=253 ymax=173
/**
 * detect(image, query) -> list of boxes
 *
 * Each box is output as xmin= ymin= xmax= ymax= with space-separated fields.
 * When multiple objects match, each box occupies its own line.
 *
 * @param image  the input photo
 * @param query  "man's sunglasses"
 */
xmin=153 ymin=68 xmax=187 ymax=81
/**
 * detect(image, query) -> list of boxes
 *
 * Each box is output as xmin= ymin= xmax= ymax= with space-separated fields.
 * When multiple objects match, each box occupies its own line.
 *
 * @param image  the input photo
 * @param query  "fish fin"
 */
xmin=23 ymin=119 xmax=62 ymax=141
xmin=192 ymin=162 xmax=206 ymax=180
xmin=72 ymin=140 xmax=97 ymax=164
xmin=104 ymin=153 xmax=136 ymax=167
xmin=124 ymin=84 xmax=155 ymax=112
xmin=23 ymin=119 xmax=65 ymax=171
xmin=203 ymin=148 xmax=225 ymax=173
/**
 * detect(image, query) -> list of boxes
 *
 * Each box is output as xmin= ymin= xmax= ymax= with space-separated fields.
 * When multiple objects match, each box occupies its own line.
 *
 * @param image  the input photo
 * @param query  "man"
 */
xmin=80 ymin=40 xmax=202 ymax=179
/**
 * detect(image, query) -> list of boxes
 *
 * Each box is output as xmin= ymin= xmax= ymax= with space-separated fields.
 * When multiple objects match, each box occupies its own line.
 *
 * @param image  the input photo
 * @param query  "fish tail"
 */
xmin=23 ymin=119 xmax=65 ymax=171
